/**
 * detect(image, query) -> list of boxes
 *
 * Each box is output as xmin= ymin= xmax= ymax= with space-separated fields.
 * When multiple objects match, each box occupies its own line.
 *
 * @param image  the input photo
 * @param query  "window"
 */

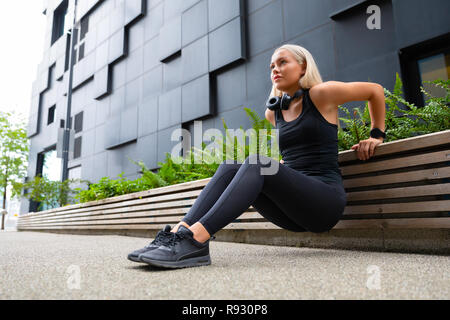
xmin=51 ymin=0 xmax=68 ymax=45
xmin=417 ymin=51 xmax=450 ymax=102
xmin=48 ymin=105 xmax=56 ymax=125
xmin=79 ymin=43 xmax=85 ymax=61
xmin=80 ymin=16 xmax=89 ymax=41
xmin=48 ymin=64 xmax=55 ymax=89
xmin=74 ymin=137 xmax=82 ymax=159
xmin=399 ymin=32 xmax=450 ymax=107
xmin=35 ymin=148 xmax=62 ymax=211
xmin=75 ymin=16 xmax=89 ymax=63
xmin=74 ymin=111 xmax=83 ymax=133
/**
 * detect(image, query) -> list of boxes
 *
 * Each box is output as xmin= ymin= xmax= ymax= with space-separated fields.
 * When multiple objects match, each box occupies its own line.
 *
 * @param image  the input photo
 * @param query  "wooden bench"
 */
xmin=17 ymin=129 xmax=450 ymax=254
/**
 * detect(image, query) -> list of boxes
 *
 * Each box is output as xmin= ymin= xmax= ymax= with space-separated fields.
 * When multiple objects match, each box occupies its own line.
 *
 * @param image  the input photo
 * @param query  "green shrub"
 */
xmin=337 ymin=73 xmax=450 ymax=151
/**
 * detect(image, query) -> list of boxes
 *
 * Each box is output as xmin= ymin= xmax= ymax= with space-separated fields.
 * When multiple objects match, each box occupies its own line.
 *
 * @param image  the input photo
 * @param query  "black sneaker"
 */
xmin=138 ymin=225 xmax=214 ymax=269
xmin=127 ymin=225 xmax=172 ymax=262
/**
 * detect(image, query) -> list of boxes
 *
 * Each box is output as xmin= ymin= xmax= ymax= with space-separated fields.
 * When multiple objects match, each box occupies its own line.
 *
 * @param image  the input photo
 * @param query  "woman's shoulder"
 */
xmin=308 ymin=81 xmax=336 ymax=107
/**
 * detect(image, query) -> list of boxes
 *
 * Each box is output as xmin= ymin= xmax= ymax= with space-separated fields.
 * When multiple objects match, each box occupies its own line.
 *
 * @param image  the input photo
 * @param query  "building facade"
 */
xmin=20 ymin=0 xmax=450 ymax=214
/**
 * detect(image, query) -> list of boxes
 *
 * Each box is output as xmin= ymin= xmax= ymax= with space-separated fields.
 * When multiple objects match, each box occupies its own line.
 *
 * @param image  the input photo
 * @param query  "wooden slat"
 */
xmin=343 ymin=166 xmax=450 ymax=188
xmin=341 ymin=149 xmax=449 ymax=176
xmin=346 ymin=183 xmax=450 ymax=201
xmin=334 ymin=217 xmax=450 ymax=229
xmin=343 ymin=200 xmax=450 ymax=215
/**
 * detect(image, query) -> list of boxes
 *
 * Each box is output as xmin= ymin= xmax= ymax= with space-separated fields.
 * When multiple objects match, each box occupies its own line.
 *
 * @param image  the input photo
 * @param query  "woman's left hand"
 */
xmin=351 ymin=137 xmax=383 ymax=161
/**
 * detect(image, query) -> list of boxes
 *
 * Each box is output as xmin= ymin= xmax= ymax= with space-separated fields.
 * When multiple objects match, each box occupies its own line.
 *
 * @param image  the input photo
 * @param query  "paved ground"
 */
xmin=0 ymin=231 xmax=448 ymax=299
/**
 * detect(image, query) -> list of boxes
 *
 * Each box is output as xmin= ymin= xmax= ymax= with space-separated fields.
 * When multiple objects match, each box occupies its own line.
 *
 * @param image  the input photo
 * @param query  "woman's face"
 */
xmin=270 ymin=49 xmax=305 ymax=94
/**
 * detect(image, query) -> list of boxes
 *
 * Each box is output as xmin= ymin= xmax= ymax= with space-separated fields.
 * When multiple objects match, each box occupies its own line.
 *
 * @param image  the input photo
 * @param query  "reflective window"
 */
xmin=417 ymin=51 xmax=450 ymax=101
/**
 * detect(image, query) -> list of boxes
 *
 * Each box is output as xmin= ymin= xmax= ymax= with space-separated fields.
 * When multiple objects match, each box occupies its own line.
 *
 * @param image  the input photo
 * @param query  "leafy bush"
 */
xmin=19 ymin=175 xmax=88 ymax=211
xmin=337 ymin=73 xmax=450 ymax=151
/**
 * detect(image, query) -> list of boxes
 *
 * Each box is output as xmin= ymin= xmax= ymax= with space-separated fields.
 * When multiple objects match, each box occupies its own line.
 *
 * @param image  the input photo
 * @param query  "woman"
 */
xmin=127 ymin=44 xmax=386 ymax=269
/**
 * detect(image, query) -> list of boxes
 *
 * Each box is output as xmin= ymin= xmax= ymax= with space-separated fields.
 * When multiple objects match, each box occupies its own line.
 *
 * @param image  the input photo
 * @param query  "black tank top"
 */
xmin=274 ymin=88 xmax=343 ymax=186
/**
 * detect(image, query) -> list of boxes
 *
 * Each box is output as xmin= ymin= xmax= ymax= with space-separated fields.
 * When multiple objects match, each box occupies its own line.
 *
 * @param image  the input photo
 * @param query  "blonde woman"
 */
xmin=128 ymin=44 xmax=386 ymax=269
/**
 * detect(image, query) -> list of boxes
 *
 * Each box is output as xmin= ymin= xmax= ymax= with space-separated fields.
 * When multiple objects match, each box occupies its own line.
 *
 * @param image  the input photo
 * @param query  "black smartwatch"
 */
xmin=370 ymin=128 xmax=386 ymax=140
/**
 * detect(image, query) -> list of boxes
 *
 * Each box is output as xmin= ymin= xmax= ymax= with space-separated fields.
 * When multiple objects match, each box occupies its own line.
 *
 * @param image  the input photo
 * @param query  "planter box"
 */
xmin=18 ymin=130 xmax=450 ymax=254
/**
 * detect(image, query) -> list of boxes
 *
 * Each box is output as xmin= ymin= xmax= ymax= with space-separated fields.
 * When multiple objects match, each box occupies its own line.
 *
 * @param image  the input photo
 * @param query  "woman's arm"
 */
xmin=314 ymin=81 xmax=386 ymax=160
xmin=317 ymin=81 xmax=385 ymax=131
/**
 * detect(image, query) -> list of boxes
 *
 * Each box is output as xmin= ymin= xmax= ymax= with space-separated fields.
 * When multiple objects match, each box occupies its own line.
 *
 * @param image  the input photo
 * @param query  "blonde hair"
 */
xmin=269 ymin=44 xmax=323 ymax=98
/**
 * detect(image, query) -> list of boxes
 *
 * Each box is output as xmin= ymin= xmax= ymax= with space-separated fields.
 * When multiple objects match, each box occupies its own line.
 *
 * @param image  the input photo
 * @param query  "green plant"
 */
xmin=337 ymin=73 xmax=450 ymax=151
xmin=18 ymin=175 xmax=88 ymax=211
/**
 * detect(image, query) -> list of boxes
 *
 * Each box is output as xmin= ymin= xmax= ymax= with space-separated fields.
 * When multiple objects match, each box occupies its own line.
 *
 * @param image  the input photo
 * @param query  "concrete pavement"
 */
xmin=0 ymin=231 xmax=448 ymax=299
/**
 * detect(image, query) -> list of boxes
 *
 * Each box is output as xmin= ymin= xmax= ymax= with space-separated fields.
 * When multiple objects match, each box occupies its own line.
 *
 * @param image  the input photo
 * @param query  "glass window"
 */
xmin=417 ymin=51 xmax=450 ymax=101
xmin=51 ymin=0 xmax=68 ymax=45
xmin=42 ymin=149 xmax=61 ymax=182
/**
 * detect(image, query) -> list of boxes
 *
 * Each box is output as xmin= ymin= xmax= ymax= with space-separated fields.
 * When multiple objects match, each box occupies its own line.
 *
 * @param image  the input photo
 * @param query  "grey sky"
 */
xmin=0 ymin=1 xmax=47 ymax=121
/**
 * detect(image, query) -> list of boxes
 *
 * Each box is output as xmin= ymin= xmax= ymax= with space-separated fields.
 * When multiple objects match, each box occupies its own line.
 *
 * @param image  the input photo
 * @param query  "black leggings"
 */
xmin=182 ymin=154 xmax=347 ymax=236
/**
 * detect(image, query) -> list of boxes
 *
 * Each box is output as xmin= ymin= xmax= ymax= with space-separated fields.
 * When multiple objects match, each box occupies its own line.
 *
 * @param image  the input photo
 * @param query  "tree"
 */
xmin=0 ymin=110 xmax=29 ymax=230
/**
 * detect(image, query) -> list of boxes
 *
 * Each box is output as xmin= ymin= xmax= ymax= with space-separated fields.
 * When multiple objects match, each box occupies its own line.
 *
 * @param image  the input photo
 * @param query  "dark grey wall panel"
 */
xmin=208 ymin=0 xmax=242 ymax=31
xmin=138 ymin=96 xmax=158 ymax=137
xmin=284 ymin=0 xmax=334 ymax=39
xmin=162 ymin=55 xmax=182 ymax=92
xmin=112 ymin=58 xmax=126 ymax=90
xmin=247 ymin=0 xmax=283 ymax=56
xmin=182 ymin=0 xmax=208 ymax=46
xmin=143 ymin=65 xmax=163 ymax=99
xmin=109 ymin=86 xmax=125 ymax=116
xmin=158 ymin=87 xmax=181 ymax=130
xmin=94 ymin=124 xmax=106 ymax=154
xmin=125 ymin=0 xmax=146 ymax=25
xmin=91 ymin=151 xmax=108 ymax=182
xmin=119 ymin=106 xmax=138 ymax=145
xmin=143 ymin=37 xmax=160 ymax=72
xmin=108 ymin=29 xmax=126 ymax=64
xmin=181 ymin=74 xmax=211 ymax=122
xmin=181 ymin=35 xmax=209 ymax=84
xmin=158 ymin=16 xmax=182 ymax=61
xmin=246 ymin=0 xmax=271 ymax=14
xmin=125 ymin=77 xmax=142 ymax=109
xmin=107 ymin=149 xmax=123 ymax=178
xmin=216 ymin=63 xmax=246 ymax=113
xmin=136 ymin=132 xmax=158 ymax=169
xmin=290 ymin=24 xmax=336 ymax=80
xmin=143 ymin=1 xmax=163 ymax=42
xmin=333 ymin=0 xmax=395 ymax=70
xmin=209 ymin=16 xmax=246 ymax=72
xmin=157 ymin=124 xmax=182 ymax=164
xmin=94 ymin=65 xmax=110 ymax=99
xmin=392 ymin=0 xmax=450 ymax=48
xmin=104 ymin=113 xmax=120 ymax=149
xmin=125 ymin=47 xmax=144 ymax=83
xmin=77 ymin=0 xmax=102 ymax=21
xmin=95 ymin=40 xmax=109 ymax=71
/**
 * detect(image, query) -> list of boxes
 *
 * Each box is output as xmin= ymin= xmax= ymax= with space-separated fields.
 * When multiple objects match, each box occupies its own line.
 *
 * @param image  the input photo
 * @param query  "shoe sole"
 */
xmin=139 ymin=255 xmax=211 ymax=269
xmin=127 ymin=255 xmax=145 ymax=263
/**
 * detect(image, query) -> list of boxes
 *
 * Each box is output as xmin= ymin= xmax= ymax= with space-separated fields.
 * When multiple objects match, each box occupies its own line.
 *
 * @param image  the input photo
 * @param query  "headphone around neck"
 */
xmin=266 ymin=88 xmax=305 ymax=111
